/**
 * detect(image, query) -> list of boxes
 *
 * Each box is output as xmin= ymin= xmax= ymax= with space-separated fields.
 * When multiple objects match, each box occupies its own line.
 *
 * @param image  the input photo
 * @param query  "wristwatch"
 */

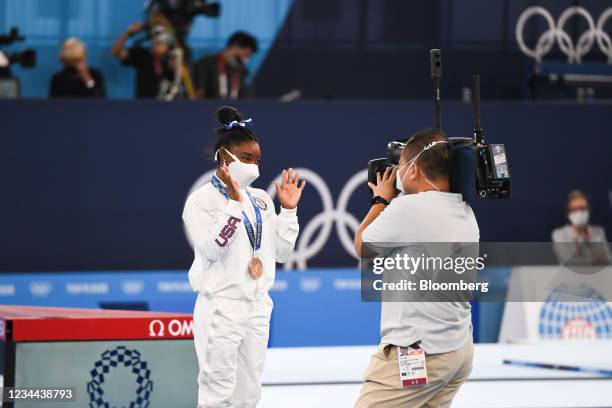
xmin=370 ymin=196 xmax=390 ymax=207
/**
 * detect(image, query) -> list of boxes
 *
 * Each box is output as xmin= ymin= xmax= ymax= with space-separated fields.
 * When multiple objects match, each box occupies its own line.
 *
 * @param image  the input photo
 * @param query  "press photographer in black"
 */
xmin=111 ymin=22 xmax=175 ymax=98
xmin=353 ymin=129 xmax=480 ymax=408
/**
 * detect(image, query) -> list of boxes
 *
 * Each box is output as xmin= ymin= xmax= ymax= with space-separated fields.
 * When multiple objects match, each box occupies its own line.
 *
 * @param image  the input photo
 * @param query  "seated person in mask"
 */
xmin=552 ymin=190 xmax=611 ymax=265
xmin=50 ymin=37 xmax=106 ymax=98
xmin=192 ymin=31 xmax=258 ymax=99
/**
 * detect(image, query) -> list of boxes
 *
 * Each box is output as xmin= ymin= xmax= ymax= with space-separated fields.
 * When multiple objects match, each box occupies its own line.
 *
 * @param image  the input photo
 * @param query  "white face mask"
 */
xmin=395 ymin=166 xmax=404 ymax=192
xmin=568 ymin=210 xmax=589 ymax=227
xmin=395 ymin=162 xmax=412 ymax=193
xmin=216 ymin=147 xmax=259 ymax=189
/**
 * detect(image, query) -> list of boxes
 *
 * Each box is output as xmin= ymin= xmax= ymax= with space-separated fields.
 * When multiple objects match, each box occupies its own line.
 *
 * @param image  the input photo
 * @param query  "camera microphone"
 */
xmin=430 ymin=49 xmax=442 ymax=131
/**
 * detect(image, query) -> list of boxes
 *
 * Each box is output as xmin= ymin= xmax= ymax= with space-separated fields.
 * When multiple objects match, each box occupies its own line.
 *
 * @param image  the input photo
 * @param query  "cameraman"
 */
xmin=353 ymin=129 xmax=479 ymax=408
xmin=111 ymin=22 xmax=175 ymax=98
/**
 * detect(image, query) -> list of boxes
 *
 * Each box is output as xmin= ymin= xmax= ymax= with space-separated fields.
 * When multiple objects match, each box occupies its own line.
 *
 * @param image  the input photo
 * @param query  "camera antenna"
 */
xmin=473 ymin=74 xmax=485 ymax=145
xmin=430 ymin=49 xmax=442 ymax=131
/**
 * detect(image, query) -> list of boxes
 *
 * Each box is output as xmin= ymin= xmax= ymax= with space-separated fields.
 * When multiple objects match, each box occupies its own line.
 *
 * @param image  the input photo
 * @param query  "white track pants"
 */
xmin=193 ymin=294 xmax=273 ymax=408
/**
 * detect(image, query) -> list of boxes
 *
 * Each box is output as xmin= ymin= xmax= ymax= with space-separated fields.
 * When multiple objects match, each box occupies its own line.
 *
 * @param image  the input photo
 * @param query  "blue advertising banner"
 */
xmin=0 ymin=269 xmax=379 ymax=347
xmin=0 ymin=268 xmax=509 ymax=346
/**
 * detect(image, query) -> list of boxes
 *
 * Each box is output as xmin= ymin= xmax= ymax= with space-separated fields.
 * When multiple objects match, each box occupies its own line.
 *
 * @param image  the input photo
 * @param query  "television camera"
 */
xmin=367 ymin=49 xmax=511 ymax=200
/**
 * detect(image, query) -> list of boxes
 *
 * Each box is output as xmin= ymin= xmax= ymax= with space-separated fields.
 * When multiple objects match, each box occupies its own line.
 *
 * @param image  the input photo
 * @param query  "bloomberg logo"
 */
xmin=148 ymin=319 xmax=194 ymax=338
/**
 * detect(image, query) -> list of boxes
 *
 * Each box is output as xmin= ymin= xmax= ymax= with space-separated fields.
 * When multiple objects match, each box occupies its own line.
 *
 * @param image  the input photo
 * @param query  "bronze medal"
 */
xmin=248 ymin=257 xmax=263 ymax=280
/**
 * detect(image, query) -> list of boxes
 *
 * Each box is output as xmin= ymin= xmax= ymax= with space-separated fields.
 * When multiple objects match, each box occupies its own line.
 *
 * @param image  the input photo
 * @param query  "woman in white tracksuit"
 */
xmin=183 ymin=106 xmax=305 ymax=408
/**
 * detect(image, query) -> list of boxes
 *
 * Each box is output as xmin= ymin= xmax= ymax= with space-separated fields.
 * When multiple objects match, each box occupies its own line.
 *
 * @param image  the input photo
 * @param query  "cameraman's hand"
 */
xmin=126 ymin=22 xmax=143 ymax=36
xmin=368 ymin=166 xmax=398 ymax=202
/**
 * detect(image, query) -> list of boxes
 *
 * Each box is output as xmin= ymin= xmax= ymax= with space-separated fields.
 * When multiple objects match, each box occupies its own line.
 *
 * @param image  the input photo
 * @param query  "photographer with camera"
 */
xmin=49 ymin=37 xmax=106 ymax=98
xmin=111 ymin=22 xmax=176 ymax=98
xmin=353 ymin=129 xmax=479 ymax=408
xmin=0 ymin=27 xmax=36 ymax=98
xmin=145 ymin=0 xmax=220 ymax=51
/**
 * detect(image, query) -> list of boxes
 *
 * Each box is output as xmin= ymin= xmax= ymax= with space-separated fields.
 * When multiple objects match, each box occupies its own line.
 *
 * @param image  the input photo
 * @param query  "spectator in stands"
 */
xmin=192 ymin=32 xmax=258 ymax=99
xmin=50 ymin=37 xmax=106 ymax=98
xmin=111 ymin=22 xmax=176 ymax=98
xmin=552 ymin=190 xmax=611 ymax=265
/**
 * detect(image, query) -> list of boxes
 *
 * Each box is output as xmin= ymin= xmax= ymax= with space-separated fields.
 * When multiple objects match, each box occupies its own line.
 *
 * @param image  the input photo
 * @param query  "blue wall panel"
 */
xmin=2 ymin=99 xmax=611 ymax=271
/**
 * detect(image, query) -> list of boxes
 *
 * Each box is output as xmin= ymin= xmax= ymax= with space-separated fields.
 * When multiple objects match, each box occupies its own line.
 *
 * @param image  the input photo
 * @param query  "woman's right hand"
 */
xmin=218 ymin=163 xmax=243 ymax=202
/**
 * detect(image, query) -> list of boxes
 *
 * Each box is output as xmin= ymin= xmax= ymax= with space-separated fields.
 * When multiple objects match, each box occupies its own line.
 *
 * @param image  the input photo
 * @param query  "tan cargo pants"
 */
xmin=355 ymin=339 xmax=473 ymax=408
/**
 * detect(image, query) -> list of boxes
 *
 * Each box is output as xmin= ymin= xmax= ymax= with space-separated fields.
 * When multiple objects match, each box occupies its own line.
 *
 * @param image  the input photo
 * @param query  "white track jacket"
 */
xmin=183 ymin=180 xmax=299 ymax=300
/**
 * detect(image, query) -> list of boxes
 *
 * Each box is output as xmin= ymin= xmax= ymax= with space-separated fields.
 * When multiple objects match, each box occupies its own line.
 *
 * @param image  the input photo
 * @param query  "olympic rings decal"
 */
xmin=516 ymin=6 xmax=612 ymax=64
xmin=186 ymin=168 xmax=367 ymax=270
xmin=87 ymin=346 xmax=153 ymax=407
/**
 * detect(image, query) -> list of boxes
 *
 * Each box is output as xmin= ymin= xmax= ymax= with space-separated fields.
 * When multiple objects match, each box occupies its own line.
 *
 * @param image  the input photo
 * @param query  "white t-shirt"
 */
xmin=362 ymin=191 xmax=480 ymax=354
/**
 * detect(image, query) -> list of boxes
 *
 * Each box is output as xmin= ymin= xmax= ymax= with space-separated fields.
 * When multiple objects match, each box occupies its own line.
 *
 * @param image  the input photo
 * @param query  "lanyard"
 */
xmin=216 ymin=54 xmax=240 ymax=99
xmin=211 ymin=175 xmax=262 ymax=252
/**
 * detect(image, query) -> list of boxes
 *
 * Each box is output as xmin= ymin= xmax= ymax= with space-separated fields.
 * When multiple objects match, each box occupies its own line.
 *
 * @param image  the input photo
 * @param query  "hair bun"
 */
xmin=216 ymin=106 xmax=242 ymax=127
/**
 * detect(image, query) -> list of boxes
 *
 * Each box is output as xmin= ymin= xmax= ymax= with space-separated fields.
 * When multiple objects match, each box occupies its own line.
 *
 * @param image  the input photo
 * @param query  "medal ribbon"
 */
xmin=211 ymin=174 xmax=262 ymax=252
